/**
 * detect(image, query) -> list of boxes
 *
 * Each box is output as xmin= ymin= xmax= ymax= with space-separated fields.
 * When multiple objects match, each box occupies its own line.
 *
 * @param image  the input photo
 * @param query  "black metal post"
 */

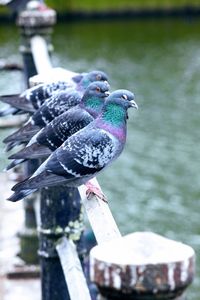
xmin=39 ymin=186 xmax=84 ymax=300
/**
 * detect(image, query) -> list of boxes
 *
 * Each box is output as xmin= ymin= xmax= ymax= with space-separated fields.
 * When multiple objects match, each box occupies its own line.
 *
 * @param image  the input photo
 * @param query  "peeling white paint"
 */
xmin=89 ymin=256 xmax=95 ymax=280
xmin=137 ymin=265 xmax=145 ymax=283
xmin=104 ymin=265 xmax=110 ymax=286
xmin=64 ymin=227 xmax=70 ymax=233
xmin=181 ymin=259 xmax=189 ymax=282
xmin=111 ymin=268 xmax=121 ymax=290
xmin=61 ymin=199 xmax=65 ymax=207
xmin=168 ymin=262 xmax=176 ymax=291
xmin=98 ymin=262 xmax=106 ymax=270
xmin=38 ymin=250 xmax=50 ymax=258
xmin=129 ymin=265 xmax=137 ymax=286
xmin=46 ymin=198 xmax=50 ymax=206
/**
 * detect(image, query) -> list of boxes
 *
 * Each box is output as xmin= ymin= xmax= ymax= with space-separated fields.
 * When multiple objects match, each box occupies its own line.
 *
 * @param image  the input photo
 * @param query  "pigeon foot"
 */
xmin=85 ymin=181 xmax=108 ymax=203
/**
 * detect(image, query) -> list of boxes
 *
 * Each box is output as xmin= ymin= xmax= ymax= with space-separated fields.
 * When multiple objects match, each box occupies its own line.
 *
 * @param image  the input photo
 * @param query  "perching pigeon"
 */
xmin=0 ymin=82 xmax=73 ymax=117
xmin=3 ymin=71 xmax=109 ymax=149
xmin=6 ymin=81 xmax=110 ymax=169
xmin=2 ymin=90 xmax=81 ymax=151
xmin=0 ymin=70 xmax=108 ymax=116
xmin=7 ymin=90 xmax=138 ymax=202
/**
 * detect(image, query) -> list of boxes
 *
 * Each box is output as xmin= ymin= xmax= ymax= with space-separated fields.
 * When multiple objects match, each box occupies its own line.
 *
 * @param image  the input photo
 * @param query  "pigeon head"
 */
xmin=81 ymin=81 xmax=110 ymax=117
xmin=80 ymin=81 xmax=110 ymax=118
xmin=107 ymin=89 xmax=137 ymax=108
xmin=102 ymin=89 xmax=138 ymax=122
xmin=97 ymin=89 xmax=138 ymax=140
xmin=80 ymin=70 xmax=109 ymax=90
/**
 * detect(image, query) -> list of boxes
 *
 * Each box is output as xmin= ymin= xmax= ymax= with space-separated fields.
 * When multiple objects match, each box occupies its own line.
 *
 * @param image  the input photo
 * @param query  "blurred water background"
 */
xmin=0 ymin=18 xmax=200 ymax=299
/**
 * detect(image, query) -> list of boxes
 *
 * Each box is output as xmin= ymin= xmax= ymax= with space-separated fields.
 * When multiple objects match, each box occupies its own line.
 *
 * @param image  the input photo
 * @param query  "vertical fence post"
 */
xmin=38 ymin=186 xmax=84 ymax=300
xmin=15 ymin=0 xmax=56 ymax=265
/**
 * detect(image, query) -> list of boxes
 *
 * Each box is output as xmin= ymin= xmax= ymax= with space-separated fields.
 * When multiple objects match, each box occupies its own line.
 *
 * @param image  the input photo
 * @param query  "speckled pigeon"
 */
xmin=3 ymin=71 xmax=109 ymax=150
xmin=6 ymin=81 xmax=110 ymax=169
xmin=0 ymin=70 xmax=108 ymax=116
xmin=7 ymin=90 xmax=138 ymax=202
xmin=3 ymin=90 xmax=81 ymax=147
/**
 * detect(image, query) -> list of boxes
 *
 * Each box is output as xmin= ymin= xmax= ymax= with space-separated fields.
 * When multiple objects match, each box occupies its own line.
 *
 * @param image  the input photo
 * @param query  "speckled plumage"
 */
xmin=0 ymin=70 xmax=108 ymax=115
xmin=3 ymin=71 xmax=109 ymax=149
xmin=8 ymin=90 xmax=138 ymax=202
xmin=6 ymin=81 xmax=110 ymax=169
xmin=3 ymin=90 xmax=81 ymax=146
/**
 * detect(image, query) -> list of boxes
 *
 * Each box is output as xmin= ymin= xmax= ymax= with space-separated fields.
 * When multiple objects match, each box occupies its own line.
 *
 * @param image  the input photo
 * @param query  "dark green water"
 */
xmin=0 ymin=18 xmax=200 ymax=298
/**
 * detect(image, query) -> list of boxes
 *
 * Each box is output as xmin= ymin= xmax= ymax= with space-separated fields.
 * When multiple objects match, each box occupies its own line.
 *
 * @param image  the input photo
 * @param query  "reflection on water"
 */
xmin=0 ymin=18 xmax=200 ymax=298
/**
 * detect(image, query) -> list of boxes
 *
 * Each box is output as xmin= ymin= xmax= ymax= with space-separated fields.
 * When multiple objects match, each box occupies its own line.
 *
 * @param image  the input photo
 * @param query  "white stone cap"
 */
xmin=90 ymin=231 xmax=195 ymax=266
xmin=90 ymin=231 xmax=195 ymax=294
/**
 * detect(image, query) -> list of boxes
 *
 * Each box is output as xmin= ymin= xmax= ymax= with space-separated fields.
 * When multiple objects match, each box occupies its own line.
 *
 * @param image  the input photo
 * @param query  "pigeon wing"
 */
xmin=36 ymin=108 xmax=93 ymax=150
xmin=10 ymin=128 xmax=116 ymax=192
xmin=46 ymin=128 xmax=115 ymax=180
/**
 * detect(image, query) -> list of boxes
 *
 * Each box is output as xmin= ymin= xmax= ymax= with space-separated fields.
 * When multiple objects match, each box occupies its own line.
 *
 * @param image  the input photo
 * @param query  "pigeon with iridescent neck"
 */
xmin=0 ymin=70 xmax=108 ymax=116
xmin=7 ymin=90 xmax=138 ymax=202
xmin=6 ymin=81 xmax=110 ymax=169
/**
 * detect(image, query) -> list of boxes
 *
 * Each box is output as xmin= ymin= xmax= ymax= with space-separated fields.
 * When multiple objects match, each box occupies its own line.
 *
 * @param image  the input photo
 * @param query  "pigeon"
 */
xmin=3 ymin=90 xmax=81 ymax=146
xmin=0 ymin=70 xmax=108 ymax=116
xmin=0 ymin=83 xmax=69 ymax=116
xmin=7 ymin=90 xmax=138 ymax=202
xmin=6 ymin=81 xmax=110 ymax=169
xmin=3 ymin=71 xmax=109 ymax=149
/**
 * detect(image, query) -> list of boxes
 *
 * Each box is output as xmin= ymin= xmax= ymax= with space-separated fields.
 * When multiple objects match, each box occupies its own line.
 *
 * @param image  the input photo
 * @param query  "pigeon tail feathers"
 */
xmin=3 ymin=122 xmax=40 ymax=144
xmin=7 ymin=188 xmax=37 ymax=202
xmin=9 ymin=143 xmax=52 ymax=160
xmin=6 ymin=158 xmax=26 ymax=170
xmin=11 ymin=170 xmax=68 ymax=192
xmin=0 ymin=94 xmax=35 ymax=113
xmin=0 ymin=93 xmax=20 ymax=104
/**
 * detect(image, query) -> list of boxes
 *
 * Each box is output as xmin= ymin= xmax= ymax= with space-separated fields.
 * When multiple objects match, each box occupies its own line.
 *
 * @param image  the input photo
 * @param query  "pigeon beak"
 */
xmin=129 ymin=99 xmax=138 ymax=110
xmin=105 ymin=91 xmax=110 ymax=97
xmin=104 ymin=81 xmax=110 ymax=89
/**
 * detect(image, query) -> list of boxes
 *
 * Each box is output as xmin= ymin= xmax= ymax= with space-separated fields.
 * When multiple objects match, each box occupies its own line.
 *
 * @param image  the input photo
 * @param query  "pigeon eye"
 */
xmin=96 ymin=75 xmax=101 ymax=80
xmin=96 ymin=87 xmax=101 ymax=92
xmin=122 ymin=94 xmax=128 ymax=100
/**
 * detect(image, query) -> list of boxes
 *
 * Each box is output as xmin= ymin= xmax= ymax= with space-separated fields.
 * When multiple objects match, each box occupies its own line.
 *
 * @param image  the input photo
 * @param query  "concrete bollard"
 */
xmin=90 ymin=232 xmax=195 ymax=300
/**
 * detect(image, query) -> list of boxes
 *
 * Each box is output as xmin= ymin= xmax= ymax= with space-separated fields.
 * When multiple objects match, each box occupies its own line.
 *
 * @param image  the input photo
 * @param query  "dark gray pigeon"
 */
xmin=0 ymin=70 xmax=108 ymax=116
xmin=7 ymin=90 xmax=138 ymax=202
